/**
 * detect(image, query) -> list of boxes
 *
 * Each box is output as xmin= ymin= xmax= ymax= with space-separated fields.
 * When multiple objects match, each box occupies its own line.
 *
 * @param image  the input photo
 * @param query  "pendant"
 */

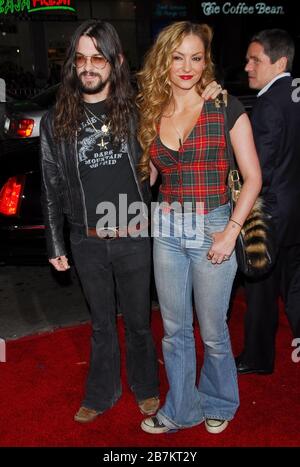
xmin=98 ymin=138 xmax=109 ymax=149
xmin=101 ymin=124 xmax=109 ymax=134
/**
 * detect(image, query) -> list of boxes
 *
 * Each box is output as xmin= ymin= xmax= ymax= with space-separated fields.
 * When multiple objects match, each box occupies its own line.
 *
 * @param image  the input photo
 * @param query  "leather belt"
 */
xmin=87 ymin=222 xmax=148 ymax=240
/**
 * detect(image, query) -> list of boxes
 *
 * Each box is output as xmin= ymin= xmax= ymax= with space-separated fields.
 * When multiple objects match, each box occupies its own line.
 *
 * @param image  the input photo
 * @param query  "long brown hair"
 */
xmin=136 ymin=21 xmax=215 ymax=180
xmin=54 ymin=20 xmax=134 ymax=143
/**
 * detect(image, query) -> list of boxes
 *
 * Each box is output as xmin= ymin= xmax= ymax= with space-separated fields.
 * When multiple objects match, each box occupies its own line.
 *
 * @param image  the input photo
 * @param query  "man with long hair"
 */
xmin=40 ymin=19 xmax=160 ymax=423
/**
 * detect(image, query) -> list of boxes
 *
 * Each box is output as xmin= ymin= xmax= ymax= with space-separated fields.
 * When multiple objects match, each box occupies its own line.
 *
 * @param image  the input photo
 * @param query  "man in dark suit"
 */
xmin=236 ymin=29 xmax=300 ymax=374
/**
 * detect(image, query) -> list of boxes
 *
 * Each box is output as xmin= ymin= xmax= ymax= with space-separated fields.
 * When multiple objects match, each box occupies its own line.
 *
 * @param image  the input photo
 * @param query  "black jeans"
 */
xmin=70 ymin=234 xmax=159 ymax=412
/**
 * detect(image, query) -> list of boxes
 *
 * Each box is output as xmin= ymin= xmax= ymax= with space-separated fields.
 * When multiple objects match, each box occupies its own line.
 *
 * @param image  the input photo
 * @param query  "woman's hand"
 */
xmin=207 ymin=227 xmax=239 ymax=264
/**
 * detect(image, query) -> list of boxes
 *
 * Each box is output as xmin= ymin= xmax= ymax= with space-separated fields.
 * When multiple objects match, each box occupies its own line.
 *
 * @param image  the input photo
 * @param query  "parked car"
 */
xmin=3 ymin=84 xmax=59 ymax=139
xmin=0 ymin=92 xmax=16 ymax=141
xmin=0 ymin=94 xmax=255 ymax=265
xmin=0 ymin=139 xmax=48 ymax=264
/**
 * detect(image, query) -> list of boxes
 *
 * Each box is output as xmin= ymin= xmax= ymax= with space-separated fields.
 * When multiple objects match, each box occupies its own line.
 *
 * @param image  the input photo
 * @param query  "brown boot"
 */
xmin=138 ymin=396 xmax=160 ymax=415
xmin=74 ymin=406 xmax=102 ymax=423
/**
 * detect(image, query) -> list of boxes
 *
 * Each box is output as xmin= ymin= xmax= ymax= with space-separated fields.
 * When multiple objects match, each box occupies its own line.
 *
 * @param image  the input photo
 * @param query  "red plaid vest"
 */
xmin=150 ymin=100 xmax=229 ymax=213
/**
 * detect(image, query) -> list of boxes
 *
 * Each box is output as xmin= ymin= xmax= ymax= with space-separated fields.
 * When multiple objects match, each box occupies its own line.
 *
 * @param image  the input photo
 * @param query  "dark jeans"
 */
xmin=70 ymin=234 xmax=159 ymax=412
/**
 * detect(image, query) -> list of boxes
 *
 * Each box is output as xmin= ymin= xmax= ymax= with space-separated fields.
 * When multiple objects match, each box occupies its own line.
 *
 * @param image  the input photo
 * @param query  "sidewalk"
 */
xmin=0 ymin=265 xmax=90 ymax=339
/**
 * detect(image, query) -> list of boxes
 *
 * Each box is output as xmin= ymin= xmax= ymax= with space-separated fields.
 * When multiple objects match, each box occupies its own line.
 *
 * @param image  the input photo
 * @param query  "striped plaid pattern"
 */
xmin=150 ymin=100 xmax=229 ymax=213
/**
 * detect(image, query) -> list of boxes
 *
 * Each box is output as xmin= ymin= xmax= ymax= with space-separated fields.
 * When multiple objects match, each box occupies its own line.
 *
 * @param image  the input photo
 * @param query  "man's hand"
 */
xmin=201 ymin=80 xmax=227 ymax=101
xmin=49 ymin=255 xmax=70 ymax=271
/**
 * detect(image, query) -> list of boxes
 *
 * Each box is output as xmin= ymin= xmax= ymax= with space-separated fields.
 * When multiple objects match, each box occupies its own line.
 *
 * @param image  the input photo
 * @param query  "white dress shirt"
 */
xmin=257 ymin=72 xmax=291 ymax=97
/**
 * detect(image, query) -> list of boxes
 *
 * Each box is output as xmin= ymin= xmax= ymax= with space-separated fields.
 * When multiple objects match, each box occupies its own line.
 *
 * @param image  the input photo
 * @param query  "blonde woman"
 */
xmin=137 ymin=21 xmax=262 ymax=434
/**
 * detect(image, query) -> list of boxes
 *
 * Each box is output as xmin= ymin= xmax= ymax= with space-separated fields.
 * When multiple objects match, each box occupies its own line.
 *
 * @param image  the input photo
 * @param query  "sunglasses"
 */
xmin=74 ymin=53 xmax=108 ymax=69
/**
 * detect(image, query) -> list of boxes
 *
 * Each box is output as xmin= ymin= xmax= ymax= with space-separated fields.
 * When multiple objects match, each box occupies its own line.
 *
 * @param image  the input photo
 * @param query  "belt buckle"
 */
xmin=97 ymin=227 xmax=118 ymax=239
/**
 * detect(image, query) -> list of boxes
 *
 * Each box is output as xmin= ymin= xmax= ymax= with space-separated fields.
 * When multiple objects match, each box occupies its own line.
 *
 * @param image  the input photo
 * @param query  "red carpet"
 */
xmin=0 ymin=290 xmax=299 ymax=447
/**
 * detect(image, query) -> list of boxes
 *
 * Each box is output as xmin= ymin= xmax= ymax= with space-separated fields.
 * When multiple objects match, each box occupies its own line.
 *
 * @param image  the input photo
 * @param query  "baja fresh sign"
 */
xmin=0 ymin=0 xmax=76 ymax=14
xmin=201 ymin=2 xmax=285 ymax=15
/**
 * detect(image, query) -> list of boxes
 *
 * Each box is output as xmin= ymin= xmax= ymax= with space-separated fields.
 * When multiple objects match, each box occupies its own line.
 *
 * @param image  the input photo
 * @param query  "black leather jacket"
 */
xmin=40 ymin=109 xmax=151 ymax=259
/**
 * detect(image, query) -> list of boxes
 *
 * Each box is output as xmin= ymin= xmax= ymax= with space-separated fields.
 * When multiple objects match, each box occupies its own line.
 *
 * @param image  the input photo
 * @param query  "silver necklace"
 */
xmin=84 ymin=105 xmax=110 ymax=148
xmin=163 ymin=107 xmax=183 ymax=149
xmin=169 ymin=118 xmax=183 ymax=148
xmin=164 ymin=100 xmax=204 ymax=149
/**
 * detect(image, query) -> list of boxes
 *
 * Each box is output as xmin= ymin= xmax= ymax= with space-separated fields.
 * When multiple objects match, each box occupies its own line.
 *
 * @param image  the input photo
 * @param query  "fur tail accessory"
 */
xmin=229 ymin=169 xmax=276 ymax=277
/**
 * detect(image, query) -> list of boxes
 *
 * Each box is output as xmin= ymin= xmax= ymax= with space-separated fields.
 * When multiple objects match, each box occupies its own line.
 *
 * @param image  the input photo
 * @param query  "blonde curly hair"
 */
xmin=136 ymin=21 xmax=215 ymax=180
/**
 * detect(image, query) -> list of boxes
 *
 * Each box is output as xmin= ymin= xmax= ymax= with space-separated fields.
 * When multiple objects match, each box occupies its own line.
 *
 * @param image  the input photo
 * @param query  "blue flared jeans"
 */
xmin=153 ymin=203 xmax=239 ymax=429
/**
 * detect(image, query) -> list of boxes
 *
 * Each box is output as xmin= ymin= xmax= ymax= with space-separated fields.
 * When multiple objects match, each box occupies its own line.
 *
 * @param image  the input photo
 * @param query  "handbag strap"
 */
xmin=219 ymin=97 xmax=241 ymax=194
xmin=220 ymin=97 xmax=236 ymax=171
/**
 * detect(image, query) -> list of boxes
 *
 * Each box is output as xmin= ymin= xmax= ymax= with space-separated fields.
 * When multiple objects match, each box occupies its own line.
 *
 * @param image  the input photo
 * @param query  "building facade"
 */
xmin=0 ymin=0 xmax=299 ymax=97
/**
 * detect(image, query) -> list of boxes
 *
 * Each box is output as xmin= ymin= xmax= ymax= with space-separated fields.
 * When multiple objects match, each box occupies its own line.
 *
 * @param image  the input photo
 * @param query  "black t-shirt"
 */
xmin=226 ymin=94 xmax=245 ymax=130
xmin=77 ymin=100 xmax=141 ymax=228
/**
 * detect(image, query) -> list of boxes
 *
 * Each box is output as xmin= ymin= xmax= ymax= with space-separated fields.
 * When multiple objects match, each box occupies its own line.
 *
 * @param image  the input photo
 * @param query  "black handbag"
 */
xmin=221 ymin=99 xmax=276 ymax=277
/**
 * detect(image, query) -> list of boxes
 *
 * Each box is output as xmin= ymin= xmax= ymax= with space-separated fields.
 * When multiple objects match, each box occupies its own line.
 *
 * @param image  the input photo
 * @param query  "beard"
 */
xmin=78 ymin=71 xmax=110 ymax=95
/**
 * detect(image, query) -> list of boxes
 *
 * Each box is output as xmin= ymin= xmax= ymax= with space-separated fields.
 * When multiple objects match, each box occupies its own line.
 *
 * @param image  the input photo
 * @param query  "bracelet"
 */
xmin=229 ymin=218 xmax=243 ymax=228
